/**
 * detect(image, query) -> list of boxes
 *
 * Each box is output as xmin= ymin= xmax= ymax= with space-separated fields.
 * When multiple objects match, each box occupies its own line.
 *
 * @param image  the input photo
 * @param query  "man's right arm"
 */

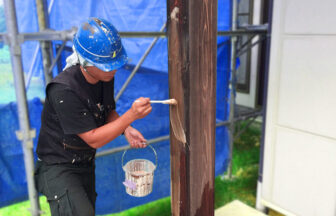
xmin=77 ymin=97 xmax=152 ymax=149
xmin=48 ymin=84 xmax=152 ymax=149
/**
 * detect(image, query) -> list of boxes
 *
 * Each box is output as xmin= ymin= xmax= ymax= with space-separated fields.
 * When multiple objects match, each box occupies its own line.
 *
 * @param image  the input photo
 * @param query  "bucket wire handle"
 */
xmin=121 ymin=144 xmax=158 ymax=168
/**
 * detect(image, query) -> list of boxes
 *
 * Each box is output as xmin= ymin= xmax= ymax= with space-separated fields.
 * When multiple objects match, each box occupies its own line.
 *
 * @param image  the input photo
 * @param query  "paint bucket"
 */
xmin=122 ymin=145 xmax=157 ymax=197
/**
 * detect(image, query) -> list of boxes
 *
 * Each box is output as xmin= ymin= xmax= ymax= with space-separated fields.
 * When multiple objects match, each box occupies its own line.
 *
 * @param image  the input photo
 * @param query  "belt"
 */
xmin=63 ymin=142 xmax=94 ymax=151
xmin=37 ymin=157 xmax=95 ymax=167
xmin=71 ymin=156 xmax=95 ymax=165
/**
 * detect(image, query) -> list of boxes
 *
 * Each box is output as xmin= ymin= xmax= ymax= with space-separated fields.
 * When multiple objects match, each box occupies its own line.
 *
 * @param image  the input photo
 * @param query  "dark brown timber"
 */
xmin=167 ymin=0 xmax=217 ymax=215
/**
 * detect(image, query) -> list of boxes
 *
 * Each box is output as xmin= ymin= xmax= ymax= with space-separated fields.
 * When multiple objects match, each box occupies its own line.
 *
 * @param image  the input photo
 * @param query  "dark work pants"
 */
xmin=34 ymin=161 xmax=96 ymax=216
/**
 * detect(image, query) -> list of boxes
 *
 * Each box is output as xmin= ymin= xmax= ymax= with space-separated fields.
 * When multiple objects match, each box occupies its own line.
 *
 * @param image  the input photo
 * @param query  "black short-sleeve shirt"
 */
xmin=48 ymin=83 xmax=101 ymax=135
xmin=36 ymin=65 xmax=115 ymax=164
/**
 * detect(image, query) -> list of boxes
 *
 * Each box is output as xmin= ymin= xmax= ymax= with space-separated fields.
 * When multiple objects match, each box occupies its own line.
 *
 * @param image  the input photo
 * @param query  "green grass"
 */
xmin=108 ymin=197 xmax=171 ymax=216
xmin=0 ymin=122 xmax=261 ymax=216
xmin=0 ymin=196 xmax=50 ymax=216
xmin=215 ymin=122 xmax=261 ymax=209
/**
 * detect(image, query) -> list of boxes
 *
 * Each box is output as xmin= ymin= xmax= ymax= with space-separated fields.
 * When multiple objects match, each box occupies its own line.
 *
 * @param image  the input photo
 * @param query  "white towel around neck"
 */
xmin=63 ymin=46 xmax=94 ymax=71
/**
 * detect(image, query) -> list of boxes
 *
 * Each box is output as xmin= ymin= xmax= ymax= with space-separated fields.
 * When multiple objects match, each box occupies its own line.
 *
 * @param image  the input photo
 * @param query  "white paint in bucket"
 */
xmin=122 ymin=145 xmax=157 ymax=197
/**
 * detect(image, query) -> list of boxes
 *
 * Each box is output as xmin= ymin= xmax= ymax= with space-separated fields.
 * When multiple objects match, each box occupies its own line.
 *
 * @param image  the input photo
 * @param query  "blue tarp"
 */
xmin=0 ymin=0 xmax=231 ymax=214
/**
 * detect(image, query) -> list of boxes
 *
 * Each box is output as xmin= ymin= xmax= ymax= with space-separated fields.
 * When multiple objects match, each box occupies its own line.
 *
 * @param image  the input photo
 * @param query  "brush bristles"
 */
xmin=169 ymin=99 xmax=178 ymax=105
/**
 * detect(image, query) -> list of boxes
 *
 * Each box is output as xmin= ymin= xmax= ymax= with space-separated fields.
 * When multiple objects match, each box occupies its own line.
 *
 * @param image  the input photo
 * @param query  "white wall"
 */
xmin=261 ymin=0 xmax=336 ymax=215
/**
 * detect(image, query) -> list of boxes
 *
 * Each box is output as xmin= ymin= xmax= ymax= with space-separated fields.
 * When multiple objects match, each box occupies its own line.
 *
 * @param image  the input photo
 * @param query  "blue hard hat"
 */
xmin=73 ymin=17 xmax=128 ymax=72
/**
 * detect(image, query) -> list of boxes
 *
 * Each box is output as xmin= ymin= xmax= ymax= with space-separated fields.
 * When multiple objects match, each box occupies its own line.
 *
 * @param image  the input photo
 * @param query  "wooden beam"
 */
xmin=167 ymin=0 xmax=217 ymax=215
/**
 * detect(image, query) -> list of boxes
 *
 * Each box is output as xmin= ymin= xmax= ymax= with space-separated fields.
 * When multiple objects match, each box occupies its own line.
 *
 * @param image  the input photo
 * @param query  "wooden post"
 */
xmin=167 ymin=0 xmax=217 ymax=215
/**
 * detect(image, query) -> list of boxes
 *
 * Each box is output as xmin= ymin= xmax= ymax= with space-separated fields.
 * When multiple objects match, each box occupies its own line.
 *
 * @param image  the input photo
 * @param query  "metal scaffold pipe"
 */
xmin=3 ymin=0 xmax=41 ymax=215
xmin=115 ymin=22 xmax=167 ymax=102
xmin=0 ymin=28 xmax=267 ymax=42
xmin=227 ymin=0 xmax=239 ymax=179
xmin=35 ymin=0 xmax=53 ymax=84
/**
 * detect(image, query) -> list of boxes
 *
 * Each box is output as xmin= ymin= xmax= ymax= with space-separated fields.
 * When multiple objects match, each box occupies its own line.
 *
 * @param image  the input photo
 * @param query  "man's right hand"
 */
xmin=130 ymin=97 xmax=152 ymax=120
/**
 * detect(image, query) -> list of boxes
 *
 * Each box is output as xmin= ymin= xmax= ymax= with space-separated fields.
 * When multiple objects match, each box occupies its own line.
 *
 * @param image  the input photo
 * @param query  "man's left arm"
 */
xmin=107 ymin=110 xmax=147 ymax=148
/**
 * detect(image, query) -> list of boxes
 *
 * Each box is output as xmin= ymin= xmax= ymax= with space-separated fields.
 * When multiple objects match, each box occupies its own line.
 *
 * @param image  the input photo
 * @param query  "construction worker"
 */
xmin=34 ymin=17 xmax=152 ymax=216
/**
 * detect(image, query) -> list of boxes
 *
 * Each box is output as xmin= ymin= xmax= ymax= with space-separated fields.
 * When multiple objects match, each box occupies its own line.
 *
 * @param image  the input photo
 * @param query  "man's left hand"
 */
xmin=124 ymin=126 xmax=147 ymax=148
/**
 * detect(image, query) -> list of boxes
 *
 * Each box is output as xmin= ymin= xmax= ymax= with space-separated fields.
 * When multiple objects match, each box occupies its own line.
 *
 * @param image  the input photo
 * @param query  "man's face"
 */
xmin=85 ymin=66 xmax=117 ymax=82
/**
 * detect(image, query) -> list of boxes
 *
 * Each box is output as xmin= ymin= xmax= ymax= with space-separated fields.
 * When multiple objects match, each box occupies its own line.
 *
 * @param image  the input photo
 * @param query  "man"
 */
xmin=34 ymin=17 xmax=152 ymax=216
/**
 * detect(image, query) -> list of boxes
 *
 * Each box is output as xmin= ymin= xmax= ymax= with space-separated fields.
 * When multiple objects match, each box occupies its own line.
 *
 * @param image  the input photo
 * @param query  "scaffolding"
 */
xmin=1 ymin=0 xmax=269 ymax=215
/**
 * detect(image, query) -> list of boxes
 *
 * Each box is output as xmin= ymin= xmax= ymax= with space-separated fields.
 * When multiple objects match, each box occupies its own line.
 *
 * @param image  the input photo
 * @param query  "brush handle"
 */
xmin=135 ymin=99 xmax=175 ymax=104
xmin=150 ymin=100 xmax=172 ymax=104
xmin=150 ymin=99 xmax=178 ymax=105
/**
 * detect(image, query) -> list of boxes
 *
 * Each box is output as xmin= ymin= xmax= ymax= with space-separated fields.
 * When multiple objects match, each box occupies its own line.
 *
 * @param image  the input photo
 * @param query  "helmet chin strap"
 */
xmin=80 ymin=60 xmax=97 ymax=81
xmin=76 ymin=52 xmax=97 ymax=80
xmin=80 ymin=65 xmax=100 ymax=84
xmin=82 ymin=65 xmax=95 ymax=79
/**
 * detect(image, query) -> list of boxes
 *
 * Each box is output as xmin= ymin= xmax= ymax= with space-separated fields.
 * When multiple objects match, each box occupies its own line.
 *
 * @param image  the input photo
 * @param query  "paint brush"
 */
xmin=150 ymin=99 xmax=177 ymax=105
xmin=149 ymin=98 xmax=187 ymax=145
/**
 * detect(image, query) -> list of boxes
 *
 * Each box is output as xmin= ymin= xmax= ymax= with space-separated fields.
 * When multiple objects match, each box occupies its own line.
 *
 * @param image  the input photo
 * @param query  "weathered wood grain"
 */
xmin=167 ymin=0 xmax=217 ymax=215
